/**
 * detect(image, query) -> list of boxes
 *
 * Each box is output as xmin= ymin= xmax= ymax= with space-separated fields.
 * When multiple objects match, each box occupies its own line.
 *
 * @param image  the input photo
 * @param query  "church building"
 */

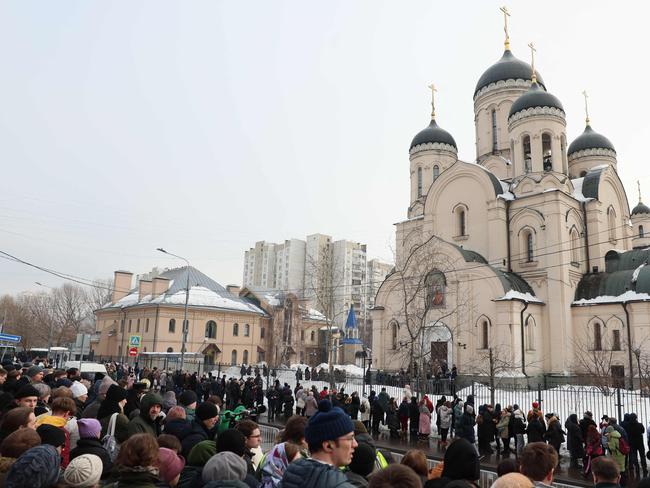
xmin=371 ymin=16 xmax=650 ymax=384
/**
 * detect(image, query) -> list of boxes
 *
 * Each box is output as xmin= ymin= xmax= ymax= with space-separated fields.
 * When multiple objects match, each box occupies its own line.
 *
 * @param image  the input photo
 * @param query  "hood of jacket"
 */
xmin=37 ymin=415 xmax=68 ymax=429
xmin=139 ymin=393 xmax=163 ymax=419
xmin=280 ymin=457 xmax=351 ymax=488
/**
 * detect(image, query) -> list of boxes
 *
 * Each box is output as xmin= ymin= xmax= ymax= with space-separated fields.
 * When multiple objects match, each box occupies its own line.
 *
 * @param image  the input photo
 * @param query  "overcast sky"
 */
xmin=1 ymin=1 xmax=648 ymax=295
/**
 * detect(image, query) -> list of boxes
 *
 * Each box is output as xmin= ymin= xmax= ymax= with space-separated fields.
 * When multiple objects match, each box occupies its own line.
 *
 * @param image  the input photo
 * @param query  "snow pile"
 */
xmin=495 ymin=291 xmax=544 ymax=304
xmin=632 ymin=263 xmax=646 ymax=283
xmin=573 ymin=290 xmax=650 ymax=305
xmin=306 ymin=309 xmax=327 ymax=321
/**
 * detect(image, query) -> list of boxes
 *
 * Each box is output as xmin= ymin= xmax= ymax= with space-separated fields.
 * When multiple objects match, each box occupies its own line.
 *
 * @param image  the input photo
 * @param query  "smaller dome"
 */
xmin=410 ymin=120 xmax=457 ymax=151
xmin=509 ymin=82 xmax=564 ymax=119
xmin=632 ymin=202 xmax=650 ymax=216
xmin=567 ymin=125 xmax=616 ymax=156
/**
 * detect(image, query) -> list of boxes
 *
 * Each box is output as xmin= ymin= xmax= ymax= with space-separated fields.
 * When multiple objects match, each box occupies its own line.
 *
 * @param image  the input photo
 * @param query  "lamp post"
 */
xmin=156 ymin=248 xmax=190 ymax=373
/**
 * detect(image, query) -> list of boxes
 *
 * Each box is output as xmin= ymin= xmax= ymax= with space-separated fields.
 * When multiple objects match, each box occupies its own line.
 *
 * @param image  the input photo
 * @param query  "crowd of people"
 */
xmin=0 ymin=359 xmax=646 ymax=488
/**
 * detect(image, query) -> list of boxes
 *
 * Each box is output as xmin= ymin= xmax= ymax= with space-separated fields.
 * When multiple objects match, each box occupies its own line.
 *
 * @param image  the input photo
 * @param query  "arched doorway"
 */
xmin=422 ymin=321 xmax=453 ymax=373
xmin=202 ymin=344 xmax=221 ymax=369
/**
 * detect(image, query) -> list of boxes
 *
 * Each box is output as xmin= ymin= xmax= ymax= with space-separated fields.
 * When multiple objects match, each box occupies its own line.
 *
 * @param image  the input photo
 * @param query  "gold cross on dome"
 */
xmin=638 ymin=180 xmax=643 ymax=204
xmin=527 ymin=42 xmax=537 ymax=82
xmin=500 ymin=6 xmax=511 ymax=49
xmin=427 ymin=83 xmax=437 ymax=120
xmin=582 ymin=90 xmax=590 ymax=125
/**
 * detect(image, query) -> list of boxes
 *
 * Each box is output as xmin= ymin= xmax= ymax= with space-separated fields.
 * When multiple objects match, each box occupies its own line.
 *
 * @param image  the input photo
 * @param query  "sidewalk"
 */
xmin=260 ymin=415 xmax=592 ymax=488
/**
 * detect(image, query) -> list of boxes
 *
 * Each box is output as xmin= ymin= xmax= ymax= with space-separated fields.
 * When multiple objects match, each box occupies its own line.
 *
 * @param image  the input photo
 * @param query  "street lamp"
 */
xmin=156 ymin=248 xmax=191 ymax=373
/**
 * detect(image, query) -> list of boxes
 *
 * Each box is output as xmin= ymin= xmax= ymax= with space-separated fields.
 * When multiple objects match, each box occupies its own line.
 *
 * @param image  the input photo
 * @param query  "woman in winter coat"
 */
xmin=526 ymin=414 xmax=546 ymax=443
xmin=605 ymin=426 xmax=625 ymax=476
xmin=584 ymin=424 xmax=604 ymax=475
xmin=565 ymin=413 xmax=585 ymax=469
xmin=409 ymin=397 xmax=420 ymax=440
xmin=543 ymin=415 xmax=565 ymax=460
xmin=103 ymin=433 xmax=160 ymax=488
xmin=418 ymin=398 xmax=432 ymax=439
xmin=437 ymin=401 xmax=452 ymax=445
xmin=303 ymin=391 xmax=318 ymax=418
xmin=398 ymin=397 xmax=410 ymax=436
xmin=359 ymin=394 xmax=371 ymax=429
xmin=496 ymin=409 xmax=511 ymax=455
xmin=386 ymin=398 xmax=400 ymax=438
xmin=349 ymin=392 xmax=361 ymax=420
xmin=97 ymin=384 xmax=130 ymax=445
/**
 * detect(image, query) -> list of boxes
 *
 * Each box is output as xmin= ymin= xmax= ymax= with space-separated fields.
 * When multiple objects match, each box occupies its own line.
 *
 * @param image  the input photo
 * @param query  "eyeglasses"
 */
xmin=248 ymin=434 xmax=261 ymax=438
xmin=337 ymin=435 xmax=355 ymax=442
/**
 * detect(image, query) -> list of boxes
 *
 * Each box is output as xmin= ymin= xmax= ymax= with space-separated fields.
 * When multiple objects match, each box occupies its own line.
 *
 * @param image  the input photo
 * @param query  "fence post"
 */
xmin=616 ymin=387 xmax=623 ymax=422
xmin=537 ymin=383 xmax=542 ymax=410
xmin=471 ymin=381 xmax=475 ymax=401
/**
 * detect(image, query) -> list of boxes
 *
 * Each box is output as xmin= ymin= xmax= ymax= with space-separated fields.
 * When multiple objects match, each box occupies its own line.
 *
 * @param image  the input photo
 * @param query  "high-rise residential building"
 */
xmin=243 ymin=241 xmax=277 ymax=289
xmin=274 ymin=239 xmax=306 ymax=292
xmin=331 ymin=240 xmax=367 ymax=326
xmin=366 ymin=259 xmax=393 ymax=310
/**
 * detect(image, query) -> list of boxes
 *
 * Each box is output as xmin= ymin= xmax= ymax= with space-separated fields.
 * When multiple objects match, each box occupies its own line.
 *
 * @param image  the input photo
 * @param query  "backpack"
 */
xmin=619 ymin=436 xmax=631 ymax=455
xmin=102 ymin=413 xmax=120 ymax=462
xmin=360 ymin=403 xmax=366 ymax=413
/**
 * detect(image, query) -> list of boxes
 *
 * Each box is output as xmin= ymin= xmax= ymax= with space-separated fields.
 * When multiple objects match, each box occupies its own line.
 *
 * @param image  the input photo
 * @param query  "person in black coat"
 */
xmin=70 ymin=418 xmax=113 ymax=478
xmin=565 ymin=413 xmax=585 ymax=468
xmin=180 ymin=402 xmax=219 ymax=458
xmin=526 ymin=414 xmax=546 ymax=443
xmin=625 ymin=412 xmax=647 ymax=478
xmin=544 ymin=414 xmax=565 ymax=464
xmin=408 ymin=397 xmax=420 ymax=440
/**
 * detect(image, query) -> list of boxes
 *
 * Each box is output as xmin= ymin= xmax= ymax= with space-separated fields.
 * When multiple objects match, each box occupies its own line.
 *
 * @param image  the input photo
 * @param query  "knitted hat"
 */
xmin=63 ymin=454 xmax=103 ymax=487
xmin=71 ymin=381 xmax=88 ymax=399
xmin=441 ymin=438 xmax=480 ymax=481
xmin=532 ymin=402 xmax=539 ymax=408
xmin=196 ymin=402 xmax=219 ymax=421
xmin=215 ymin=429 xmax=248 ymax=457
xmin=353 ymin=420 xmax=368 ymax=435
xmin=105 ymin=384 xmax=127 ymax=402
xmin=77 ymin=419 xmax=102 ymax=439
xmin=98 ymin=376 xmax=117 ymax=398
xmin=348 ymin=441 xmax=376 ymax=477
xmin=6 ymin=444 xmax=61 ymax=488
xmin=26 ymin=366 xmax=43 ymax=378
xmin=178 ymin=390 xmax=197 ymax=407
xmin=202 ymin=452 xmax=247 ymax=483
xmin=158 ymin=448 xmax=186 ymax=484
xmin=15 ymin=385 xmax=40 ymax=400
xmin=187 ymin=440 xmax=217 ymax=466
xmin=305 ymin=400 xmax=354 ymax=450
xmin=37 ymin=424 xmax=66 ymax=448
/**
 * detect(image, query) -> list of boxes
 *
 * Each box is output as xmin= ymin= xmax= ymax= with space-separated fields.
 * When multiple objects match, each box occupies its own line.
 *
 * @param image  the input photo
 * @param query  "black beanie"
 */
xmin=348 ymin=441 xmax=376 ymax=477
xmin=216 ymin=429 xmax=247 ymax=457
xmin=178 ymin=390 xmax=198 ymax=407
xmin=37 ymin=424 xmax=66 ymax=448
xmin=106 ymin=384 xmax=128 ymax=403
xmin=441 ymin=438 xmax=480 ymax=481
xmin=15 ymin=384 xmax=40 ymax=399
xmin=196 ymin=402 xmax=219 ymax=421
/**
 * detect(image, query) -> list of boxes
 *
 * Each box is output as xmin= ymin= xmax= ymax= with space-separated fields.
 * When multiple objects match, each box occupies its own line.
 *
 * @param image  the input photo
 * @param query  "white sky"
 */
xmin=1 ymin=0 xmax=649 ymax=295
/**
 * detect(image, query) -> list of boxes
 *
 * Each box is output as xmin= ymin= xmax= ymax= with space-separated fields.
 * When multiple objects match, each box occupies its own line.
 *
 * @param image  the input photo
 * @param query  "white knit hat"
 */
xmin=64 ymin=454 xmax=103 ymax=487
xmin=70 ymin=381 xmax=88 ymax=399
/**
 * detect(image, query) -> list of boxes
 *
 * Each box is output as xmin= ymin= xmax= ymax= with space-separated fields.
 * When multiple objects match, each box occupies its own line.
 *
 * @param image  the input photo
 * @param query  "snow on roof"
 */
xmin=494 ymin=290 xmax=544 ymax=304
xmin=572 ymin=290 xmax=650 ymax=306
xmin=497 ymin=181 xmax=515 ymax=201
xmin=306 ymin=308 xmax=328 ymax=321
xmin=571 ymin=177 xmax=593 ymax=202
xmin=633 ymin=263 xmax=646 ymax=283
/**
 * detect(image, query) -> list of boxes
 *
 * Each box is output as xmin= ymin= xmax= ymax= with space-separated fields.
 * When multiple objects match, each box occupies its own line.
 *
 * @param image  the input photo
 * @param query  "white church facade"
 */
xmin=371 ymin=21 xmax=650 ymax=384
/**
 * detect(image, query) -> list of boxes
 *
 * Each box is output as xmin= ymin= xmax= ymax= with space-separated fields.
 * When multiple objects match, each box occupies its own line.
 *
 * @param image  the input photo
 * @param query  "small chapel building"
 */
xmin=371 ymin=25 xmax=650 ymax=384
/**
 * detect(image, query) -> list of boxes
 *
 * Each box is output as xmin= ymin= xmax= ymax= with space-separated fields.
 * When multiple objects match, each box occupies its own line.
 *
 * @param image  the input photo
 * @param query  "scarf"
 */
xmin=261 ymin=443 xmax=290 ymax=488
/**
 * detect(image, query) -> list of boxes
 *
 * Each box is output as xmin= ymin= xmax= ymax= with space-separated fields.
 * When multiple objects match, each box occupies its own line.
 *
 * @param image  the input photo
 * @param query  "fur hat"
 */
xmin=14 ymin=385 xmax=39 ymax=400
xmin=63 ymin=454 xmax=103 ymax=487
xmin=105 ymin=384 xmax=127 ymax=403
xmin=98 ymin=376 xmax=117 ymax=398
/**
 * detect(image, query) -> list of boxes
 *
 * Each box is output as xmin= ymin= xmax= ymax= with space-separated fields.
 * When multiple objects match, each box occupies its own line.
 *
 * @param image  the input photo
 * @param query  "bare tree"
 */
xmin=85 ymin=279 xmax=113 ymax=330
xmin=383 ymin=233 xmax=472 ymax=394
xmin=571 ymin=336 xmax=620 ymax=394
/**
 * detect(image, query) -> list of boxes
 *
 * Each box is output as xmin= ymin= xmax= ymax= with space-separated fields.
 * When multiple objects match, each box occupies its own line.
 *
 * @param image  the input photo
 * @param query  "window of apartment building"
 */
xmin=233 ymin=323 xmax=239 ymax=336
xmin=145 ymin=318 xmax=149 ymax=333
xmin=244 ymin=324 xmax=250 ymax=337
xmin=243 ymin=350 xmax=249 ymax=364
xmin=169 ymin=319 xmax=176 ymax=333
xmin=231 ymin=350 xmax=237 ymax=366
xmin=205 ymin=320 xmax=217 ymax=339
xmin=612 ymin=329 xmax=621 ymax=351
xmin=258 ymin=351 xmax=265 ymax=362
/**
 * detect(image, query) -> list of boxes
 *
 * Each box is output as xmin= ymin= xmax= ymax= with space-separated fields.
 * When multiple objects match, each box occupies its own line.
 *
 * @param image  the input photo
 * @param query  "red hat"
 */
xmin=532 ymin=402 xmax=539 ymax=408
xmin=158 ymin=448 xmax=185 ymax=483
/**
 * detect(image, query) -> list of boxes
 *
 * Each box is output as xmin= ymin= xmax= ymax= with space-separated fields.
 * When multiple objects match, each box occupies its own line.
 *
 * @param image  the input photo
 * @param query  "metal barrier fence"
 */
xmin=259 ymin=425 xmax=280 ymax=452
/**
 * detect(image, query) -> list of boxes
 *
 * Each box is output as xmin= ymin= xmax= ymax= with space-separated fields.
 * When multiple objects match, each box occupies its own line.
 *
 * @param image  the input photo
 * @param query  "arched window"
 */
xmin=481 ymin=321 xmax=489 ymax=349
xmin=542 ymin=133 xmax=552 ymax=171
xmin=608 ymin=207 xmax=617 ymax=242
xmin=454 ymin=206 xmax=467 ymax=237
xmin=523 ymin=135 xmax=532 ymax=173
xmin=167 ymin=347 xmax=174 ymax=353
xmin=205 ymin=320 xmax=217 ymax=339
xmin=612 ymin=329 xmax=621 ymax=351
xmin=433 ymin=165 xmax=440 ymax=181
xmin=244 ymin=324 xmax=250 ymax=337
xmin=231 ymin=350 xmax=238 ymax=366
xmin=390 ymin=321 xmax=399 ymax=350
xmin=640 ymin=225 xmax=645 ymax=238
xmin=310 ymin=330 xmax=315 ymax=342
xmin=594 ymin=322 xmax=602 ymax=351
xmin=243 ymin=350 xmax=249 ymax=364
xmin=168 ymin=319 xmax=176 ymax=333
xmin=525 ymin=231 xmax=534 ymax=262
xmin=417 ymin=167 xmax=423 ymax=197
xmin=136 ymin=319 xmax=140 ymax=333
xmin=425 ymin=271 xmax=446 ymax=308
xmin=233 ymin=323 xmax=239 ymax=336
xmin=491 ymin=109 xmax=498 ymax=152
xmin=571 ymin=228 xmax=581 ymax=265
xmin=526 ymin=316 xmax=535 ymax=351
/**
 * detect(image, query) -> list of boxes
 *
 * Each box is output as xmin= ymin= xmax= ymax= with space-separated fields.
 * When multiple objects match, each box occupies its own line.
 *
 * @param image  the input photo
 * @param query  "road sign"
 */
xmin=128 ymin=347 xmax=138 ymax=357
xmin=129 ymin=335 xmax=141 ymax=347
xmin=0 ymin=333 xmax=21 ymax=343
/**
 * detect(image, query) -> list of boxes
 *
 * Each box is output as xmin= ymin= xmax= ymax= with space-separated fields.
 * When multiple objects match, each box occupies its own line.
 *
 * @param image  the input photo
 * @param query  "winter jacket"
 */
xmin=127 ymin=393 xmax=164 ymax=437
xmin=181 ymin=420 xmax=216 ymax=458
xmin=359 ymin=398 xmax=370 ymax=422
xmin=456 ymin=407 xmax=476 ymax=443
xmin=438 ymin=405 xmax=452 ymax=430
xmin=526 ymin=416 xmax=546 ymax=443
xmin=103 ymin=468 xmax=159 ymax=488
xmin=496 ymin=412 xmax=510 ymax=439
xmin=344 ymin=471 xmax=368 ymax=488
xmin=625 ymin=413 xmax=645 ymax=448
xmin=408 ymin=401 xmax=420 ymax=431
xmin=606 ymin=428 xmax=625 ymax=472
xmin=511 ymin=410 xmax=527 ymax=435
xmin=304 ymin=395 xmax=318 ymax=417
xmin=376 ymin=392 xmax=389 ymax=411
xmin=279 ymin=458 xmax=355 ymax=488
xmin=99 ymin=412 xmax=130 ymax=444
xmin=543 ymin=416 xmax=565 ymax=449
xmin=565 ymin=414 xmax=585 ymax=458
xmin=164 ymin=418 xmax=192 ymax=443
xmin=70 ymin=437 xmax=114 ymax=478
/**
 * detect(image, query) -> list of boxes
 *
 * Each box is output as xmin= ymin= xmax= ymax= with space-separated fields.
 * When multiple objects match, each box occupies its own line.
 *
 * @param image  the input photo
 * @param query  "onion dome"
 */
xmin=475 ymin=50 xmax=545 ymax=97
xmin=508 ymin=82 xmax=564 ymax=119
xmin=410 ymin=120 xmax=457 ymax=151
xmin=632 ymin=202 xmax=650 ymax=216
xmin=567 ymin=125 xmax=616 ymax=157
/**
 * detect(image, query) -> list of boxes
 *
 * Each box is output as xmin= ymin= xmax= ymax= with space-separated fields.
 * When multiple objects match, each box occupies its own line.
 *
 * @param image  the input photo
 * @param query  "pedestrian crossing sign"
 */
xmin=129 ymin=335 xmax=142 ymax=347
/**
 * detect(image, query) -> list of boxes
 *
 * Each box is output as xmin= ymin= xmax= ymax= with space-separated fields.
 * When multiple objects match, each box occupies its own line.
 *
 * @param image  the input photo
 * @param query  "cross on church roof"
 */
xmin=527 ymin=42 xmax=537 ymax=82
xmin=427 ymin=83 xmax=437 ymax=120
xmin=500 ymin=6 xmax=511 ymax=50
xmin=582 ymin=90 xmax=590 ymax=125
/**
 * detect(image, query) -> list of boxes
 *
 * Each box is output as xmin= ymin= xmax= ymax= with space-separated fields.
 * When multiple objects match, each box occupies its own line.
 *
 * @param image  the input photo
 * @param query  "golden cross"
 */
xmin=500 ymin=6 xmax=511 ymax=49
xmin=427 ymin=83 xmax=437 ymax=120
xmin=638 ymin=180 xmax=643 ymax=203
xmin=582 ymin=90 xmax=590 ymax=125
xmin=527 ymin=42 xmax=537 ymax=82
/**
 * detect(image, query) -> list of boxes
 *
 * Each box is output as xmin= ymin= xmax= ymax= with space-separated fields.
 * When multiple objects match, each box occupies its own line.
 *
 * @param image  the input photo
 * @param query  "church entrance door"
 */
xmin=431 ymin=341 xmax=448 ymax=371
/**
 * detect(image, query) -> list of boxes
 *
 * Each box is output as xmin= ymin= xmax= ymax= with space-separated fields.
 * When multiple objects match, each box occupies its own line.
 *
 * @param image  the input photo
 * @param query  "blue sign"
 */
xmin=0 ymin=333 xmax=21 ymax=343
